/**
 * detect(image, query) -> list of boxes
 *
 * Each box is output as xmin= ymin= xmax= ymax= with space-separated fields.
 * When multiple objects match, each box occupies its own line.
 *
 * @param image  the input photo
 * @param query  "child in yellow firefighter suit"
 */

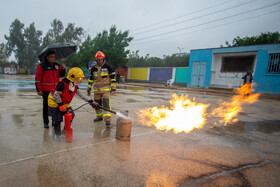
xmin=48 ymin=67 xmax=97 ymax=137
xmin=87 ymin=51 xmax=116 ymax=127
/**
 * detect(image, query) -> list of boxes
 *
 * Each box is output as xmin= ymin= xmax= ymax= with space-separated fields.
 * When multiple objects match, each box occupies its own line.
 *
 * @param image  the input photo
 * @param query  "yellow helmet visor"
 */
xmin=76 ymin=77 xmax=83 ymax=84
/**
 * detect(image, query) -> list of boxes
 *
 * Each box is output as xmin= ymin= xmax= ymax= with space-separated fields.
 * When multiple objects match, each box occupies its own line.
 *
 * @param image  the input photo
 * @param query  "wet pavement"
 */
xmin=0 ymin=75 xmax=280 ymax=186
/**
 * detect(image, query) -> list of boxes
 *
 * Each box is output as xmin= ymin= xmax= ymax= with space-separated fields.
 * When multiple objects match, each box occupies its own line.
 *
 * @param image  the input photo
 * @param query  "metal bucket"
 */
xmin=116 ymin=110 xmax=132 ymax=141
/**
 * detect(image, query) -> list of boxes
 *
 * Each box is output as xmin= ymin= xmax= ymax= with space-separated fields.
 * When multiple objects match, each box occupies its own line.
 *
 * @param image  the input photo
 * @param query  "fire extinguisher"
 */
xmin=64 ymin=112 xmax=73 ymax=143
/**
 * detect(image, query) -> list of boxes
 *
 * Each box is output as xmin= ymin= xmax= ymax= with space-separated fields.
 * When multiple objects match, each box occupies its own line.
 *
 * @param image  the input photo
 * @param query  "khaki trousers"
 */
xmin=94 ymin=91 xmax=111 ymax=122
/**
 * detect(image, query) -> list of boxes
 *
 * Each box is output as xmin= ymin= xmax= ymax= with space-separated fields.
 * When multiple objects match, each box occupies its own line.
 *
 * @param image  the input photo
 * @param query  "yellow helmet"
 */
xmin=66 ymin=67 xmax=85 ymax=83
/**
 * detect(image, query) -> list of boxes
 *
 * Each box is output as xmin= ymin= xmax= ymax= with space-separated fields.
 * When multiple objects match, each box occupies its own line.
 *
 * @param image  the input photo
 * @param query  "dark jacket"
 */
xmin=242 ymin=73 xmax=253 ymax=85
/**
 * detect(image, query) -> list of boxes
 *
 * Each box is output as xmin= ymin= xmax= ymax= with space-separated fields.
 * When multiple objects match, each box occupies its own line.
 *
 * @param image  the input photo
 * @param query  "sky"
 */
xmin=1 ymin=0 xmax=280 ymax=59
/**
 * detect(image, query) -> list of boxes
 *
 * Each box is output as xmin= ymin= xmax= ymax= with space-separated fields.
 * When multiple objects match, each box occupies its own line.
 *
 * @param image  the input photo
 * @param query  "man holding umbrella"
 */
xmin=35 ymin=50 xmax=66 ymax=129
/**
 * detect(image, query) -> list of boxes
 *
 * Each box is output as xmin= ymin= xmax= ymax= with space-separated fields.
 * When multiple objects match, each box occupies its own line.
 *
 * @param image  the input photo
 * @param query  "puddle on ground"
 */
xmin=11 ymin=114 xmax=24 ymax=124
xmin=147 ymin=96 xmax=169 ymax=100
xmin=0 ymin=80 xmax=35 ymax=90
xmin=215 ymin=120 xmax=280 ymax=134
xmin=118 ymin=85 xmax=147 ymax=91
xmin=126 ymin=99 xmax=139 ymax=103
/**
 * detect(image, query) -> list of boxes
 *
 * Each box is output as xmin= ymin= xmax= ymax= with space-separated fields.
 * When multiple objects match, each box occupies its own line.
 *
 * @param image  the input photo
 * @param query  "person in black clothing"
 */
xmin=116 ymin=72 xmax=120 ymax=84
xmin=35 ymin=51 xmax=66 ymax=129
xmin=242 ymin=71 xmax=253 ymax=85
xmin=241 ymin=71 xmax=253 ymax=98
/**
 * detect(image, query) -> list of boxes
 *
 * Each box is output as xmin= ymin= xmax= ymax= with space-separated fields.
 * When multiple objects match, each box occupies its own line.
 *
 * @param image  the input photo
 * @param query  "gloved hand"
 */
xmin=111 ymin=89 xmax=116 ymax=95
xmin=59 ymin=104 xmax=67 ymax=113
xmin=87 ymin=88 xmax=91 ymax=96
xmin=88 ymin=99 xmax=98 ymax=108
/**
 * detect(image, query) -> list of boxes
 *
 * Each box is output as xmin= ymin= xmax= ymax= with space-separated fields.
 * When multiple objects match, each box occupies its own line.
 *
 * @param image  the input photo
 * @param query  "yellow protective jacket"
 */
xmin=88 ymin=61 xmax=116 ymax=93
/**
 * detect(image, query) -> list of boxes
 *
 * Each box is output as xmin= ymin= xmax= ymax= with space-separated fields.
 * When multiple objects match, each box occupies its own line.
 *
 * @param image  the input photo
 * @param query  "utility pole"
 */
xmin=177 ymin=47 xmax=184 ymax=54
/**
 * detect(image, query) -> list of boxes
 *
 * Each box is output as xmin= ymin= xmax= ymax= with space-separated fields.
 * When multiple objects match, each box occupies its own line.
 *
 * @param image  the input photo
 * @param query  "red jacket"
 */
xmin=35 ymin=61 xmax=65 ymax=92
xmin=50 ymin=80 xmax=78 ymax=104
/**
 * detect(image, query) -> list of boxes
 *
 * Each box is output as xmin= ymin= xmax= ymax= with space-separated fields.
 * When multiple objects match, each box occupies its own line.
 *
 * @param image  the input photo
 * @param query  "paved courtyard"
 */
xmin=0 ymin=75 xmax=279 ymax=186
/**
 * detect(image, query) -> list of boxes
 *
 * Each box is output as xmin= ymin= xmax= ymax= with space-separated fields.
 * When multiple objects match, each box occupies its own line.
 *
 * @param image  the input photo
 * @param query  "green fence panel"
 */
xmin=175 ymin=68 xmax=189 ymax=84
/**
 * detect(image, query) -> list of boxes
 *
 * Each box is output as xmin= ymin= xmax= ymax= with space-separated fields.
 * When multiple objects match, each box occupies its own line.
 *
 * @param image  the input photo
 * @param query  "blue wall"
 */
xmin=189 ymin=44 xmax=280 ymax=94
xmin=254 ymin=49 xmax=280 ymax=94
xmin=188 ymin=49 xmax=213 ymax=88
xmin=149 ymin=68 xmax=173 ymax=82
xmin=213 ymin=44 xmax=280 ymax=94
xmin=212 ymin=44 xmax=280 ymax=54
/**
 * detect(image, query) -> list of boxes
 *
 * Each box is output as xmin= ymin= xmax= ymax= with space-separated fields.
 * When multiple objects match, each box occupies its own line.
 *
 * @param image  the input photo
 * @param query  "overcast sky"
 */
xmin=1 ymin=0 xmax=280 ymax=59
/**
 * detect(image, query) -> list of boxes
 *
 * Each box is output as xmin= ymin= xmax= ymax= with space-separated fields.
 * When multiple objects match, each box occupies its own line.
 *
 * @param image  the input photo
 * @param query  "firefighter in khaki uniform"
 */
xmin=87 ymin=51 xmax=116 ymax=127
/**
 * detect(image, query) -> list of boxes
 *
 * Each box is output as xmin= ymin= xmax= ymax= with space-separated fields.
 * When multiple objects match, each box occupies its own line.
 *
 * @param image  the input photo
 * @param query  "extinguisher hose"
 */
xmin=73 ymin=102 xmax=117 ymax=115
xmin=96 ymin=104 xmax=117 ymax=115
xmin=73 ymin=103 xmax=89 ymax=111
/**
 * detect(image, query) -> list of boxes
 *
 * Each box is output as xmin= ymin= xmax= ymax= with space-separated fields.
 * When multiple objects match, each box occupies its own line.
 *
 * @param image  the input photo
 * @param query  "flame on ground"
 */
xmin=211 ymin=83 xmax=260 ymax=125
xmin=138 ymin=94 xmax=209 ymax=133
xmin=138 ymin=83 xmax=261 ymax=133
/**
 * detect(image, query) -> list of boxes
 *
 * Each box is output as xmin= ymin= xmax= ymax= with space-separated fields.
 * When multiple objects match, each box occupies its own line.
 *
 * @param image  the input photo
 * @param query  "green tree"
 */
xmin=63 ymin=53 xmax=80 ymax=67
xmin=63 ymin=23 xmax=84 ymax=44
xmin=23 ymin=23 xmax=42 ymax=69
xmin=148 ymin=57 xmax=163 ymax=67
xmin=42 ymin=19 xmax=64 ymax=48
xmin=64 ymin=35 xmax=95 ymax=67
xmin=225 ymin=31 xmax=280 ymax=47
xmin=127 ymin=51 xmax=189 ymax=67
xmin=5 ymin=20 xmax=42 ymax=70
xmin=4 ymin=19 xmax=25 ymax=63
xmin=164 ymin=54 xmax=189 ymax=67
xmin=42 ymin=19 xmax=84 ymax=48
xmin=0 ymin=43 xmax=8 ymax=63
xmin=92 ymin=25 xmax=133 ymax=69
xmin=127 ymin=51 xmax=148 ymax=67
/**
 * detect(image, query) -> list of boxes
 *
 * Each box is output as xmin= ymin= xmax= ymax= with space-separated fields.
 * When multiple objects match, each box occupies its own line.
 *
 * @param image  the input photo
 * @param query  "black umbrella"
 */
xmin=38 ymin=42 xmax=77 ymax=62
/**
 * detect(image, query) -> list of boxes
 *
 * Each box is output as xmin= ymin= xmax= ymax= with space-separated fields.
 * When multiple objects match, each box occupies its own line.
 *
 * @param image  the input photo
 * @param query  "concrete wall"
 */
xmin=254 ymin=49 xmax=280 ymax=94
xmin=115 ymin=67 xmax=128 ymax=79
xmin=189 ymin=44 xmax=280 ymax=94
xmin=4 ymin=67 xmax=17 ymax=74
xmin=175 ymin=67 xmax=188 ymax=85
xmin=128 ymin=68 xmax=148 ymax=81
xmin=19 ymin=68 xmax=27 ymax=74
xmin=213 ymin=44 xmax=280 ymax=94
xmin=127 ymin=67 xmax=189 ymax=85
xmin=210 ymin=52 xmax=257 ymax=88
xmin=149 ymin=68 xmax=172 ymax=82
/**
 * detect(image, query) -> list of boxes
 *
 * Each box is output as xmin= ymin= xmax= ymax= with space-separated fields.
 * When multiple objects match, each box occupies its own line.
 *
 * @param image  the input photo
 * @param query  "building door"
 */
xmin=191 ymin=61 xmax=206 ymax=88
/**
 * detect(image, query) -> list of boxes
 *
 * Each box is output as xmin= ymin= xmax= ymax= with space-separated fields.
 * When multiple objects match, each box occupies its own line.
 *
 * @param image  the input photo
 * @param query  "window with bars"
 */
xmin=267 ymin=53 xmax=280 ymax=74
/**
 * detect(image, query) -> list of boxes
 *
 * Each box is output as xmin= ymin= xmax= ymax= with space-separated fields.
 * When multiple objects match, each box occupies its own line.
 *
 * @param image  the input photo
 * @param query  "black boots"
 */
xmin=93 ymin=117 xmax=110 ymax=127
xmin=44 ymin=123 xmax=49 ymax=129
xmin=94 ymin=117 xmax=103 ymax=122
xmin=53 ymin=121 xmax=61 ymax=136
xmin=105 ymin=121 xmax=111 ymax=127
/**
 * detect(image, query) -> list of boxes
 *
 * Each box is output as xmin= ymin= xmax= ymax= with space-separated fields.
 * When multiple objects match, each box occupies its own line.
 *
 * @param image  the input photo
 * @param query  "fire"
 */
xmin=211 ymin=83 xmax=260 ymax=125
xmin=138 ymin=83 xmax=261 ymax=133
xmin=138 ymin=94 xmax=209 ymax=133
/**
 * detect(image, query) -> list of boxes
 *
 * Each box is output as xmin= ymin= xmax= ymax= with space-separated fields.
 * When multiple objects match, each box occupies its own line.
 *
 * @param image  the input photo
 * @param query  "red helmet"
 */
xmin=95 ymin=51 xmax=105 ymax=59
